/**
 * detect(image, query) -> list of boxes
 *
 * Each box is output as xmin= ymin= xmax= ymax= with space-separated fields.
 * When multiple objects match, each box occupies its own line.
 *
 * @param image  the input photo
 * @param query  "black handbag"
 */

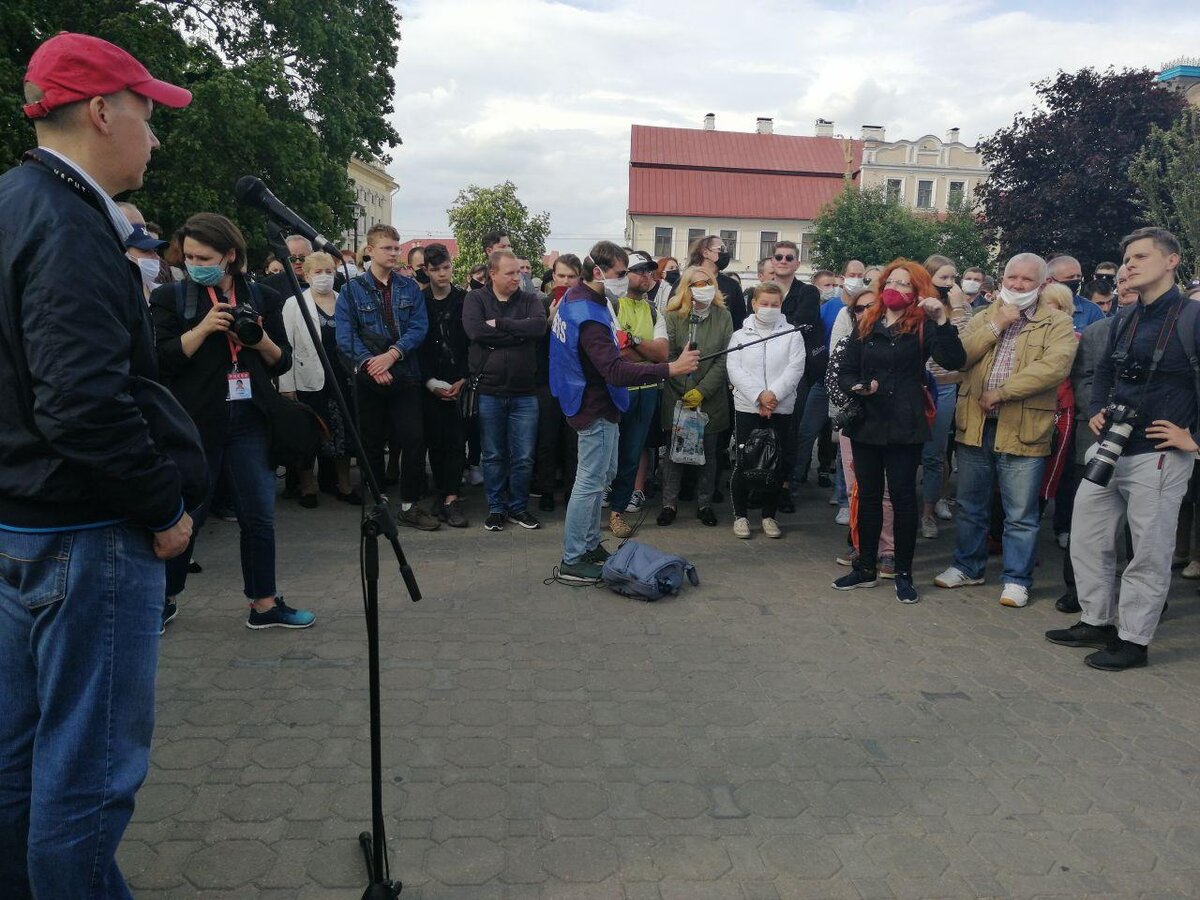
xmin=129 ymin=375 xmax=209 ymax=511
xmin=252 ymin=373 xmax=330 ymax=466
xmin=736 ymin=426 xmax=780 ymax=488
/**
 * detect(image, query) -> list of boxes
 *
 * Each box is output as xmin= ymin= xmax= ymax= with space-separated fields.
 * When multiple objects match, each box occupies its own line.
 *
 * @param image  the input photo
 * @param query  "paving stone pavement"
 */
xmin=121 ymin=481 xmax=1200 ymax=899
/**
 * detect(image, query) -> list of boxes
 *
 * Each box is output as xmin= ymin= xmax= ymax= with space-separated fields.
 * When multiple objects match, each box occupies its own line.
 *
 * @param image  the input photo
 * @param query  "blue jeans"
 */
xmin=478 ymin=394 xmax=538 ymax=515
xmin=0 ymin=523 xmax=164 ymax=899
xmin=921 ymin=382 xmax=958 ymax=505
xmin=833 ymin=450 xmax=848 ymax=507
xmin=791 ymin=381 xmax=829 ymax=484
xmin=952 ymin=420 xmax=1046 ymax=587
xmin=608 ymin=387 xmax=659 ymax=513
xmin=564 ymin=418 xmax=619 ymax=564
xmin=167 ymin=402 xmax=276 ymax=600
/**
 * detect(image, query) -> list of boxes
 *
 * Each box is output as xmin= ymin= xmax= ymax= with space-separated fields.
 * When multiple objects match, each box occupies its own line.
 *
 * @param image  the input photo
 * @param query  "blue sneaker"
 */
xmin=246 ymin=596 xmax=316 ymax=630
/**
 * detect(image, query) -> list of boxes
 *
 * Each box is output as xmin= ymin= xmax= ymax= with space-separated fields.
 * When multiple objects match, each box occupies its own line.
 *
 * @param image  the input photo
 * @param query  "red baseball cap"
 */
xmin=23 ymin=32 xmax=192 ymax=119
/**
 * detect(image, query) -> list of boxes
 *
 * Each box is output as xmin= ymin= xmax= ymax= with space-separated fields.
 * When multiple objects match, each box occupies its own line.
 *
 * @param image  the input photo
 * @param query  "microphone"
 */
xmin=687 ymin=313 xmax=699 ymax=351
xmin=234 ymin=176 xmax=341 ymax=256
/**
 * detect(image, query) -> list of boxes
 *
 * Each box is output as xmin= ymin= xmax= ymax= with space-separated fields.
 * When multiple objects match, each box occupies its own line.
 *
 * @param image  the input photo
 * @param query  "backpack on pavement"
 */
xmin=601 ymin=540 xmax=700 ymax=601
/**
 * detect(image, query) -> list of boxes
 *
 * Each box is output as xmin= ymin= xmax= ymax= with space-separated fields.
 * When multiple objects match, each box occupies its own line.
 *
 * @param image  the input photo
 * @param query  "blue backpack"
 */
xmin=601 ymin=540 xmax=700 ymax=601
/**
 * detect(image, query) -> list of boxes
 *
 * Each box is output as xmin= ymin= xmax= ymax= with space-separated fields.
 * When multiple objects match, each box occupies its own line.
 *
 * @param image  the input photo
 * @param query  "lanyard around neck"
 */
xmin=207 ymin=285 xmax=242 ymax=369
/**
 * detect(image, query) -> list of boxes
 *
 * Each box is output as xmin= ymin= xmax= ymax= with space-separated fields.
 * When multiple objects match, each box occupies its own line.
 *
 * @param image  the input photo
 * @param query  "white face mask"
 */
xmin=755 ymin=306 xmax=781 ymax=327
xmin=1000 ymin=285 xmax=1040 ymax=310
xmin=819 ymin=287 xmax=838 ymax=302
xmin=842 ymin=277 xmax=864 ymax=293
xmin=133 ymin=256 xmax=161 ymax=288
xmin=310 ymin=273 xmax=336 ymax=294
xmin=961 ymin=278 xmax=982 ymax=294
xmin=691 ymin=285 xmax=716 ymax=306
xmin=598 ymin=267 xmax=628 ymax=300
xmin=342 ymin=262 xmax=359 ymax=278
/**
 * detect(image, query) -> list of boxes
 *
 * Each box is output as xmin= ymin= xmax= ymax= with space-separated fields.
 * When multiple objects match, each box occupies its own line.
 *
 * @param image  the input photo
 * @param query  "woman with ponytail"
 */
xmin=831 ymin=259 xmax=966 ymax=602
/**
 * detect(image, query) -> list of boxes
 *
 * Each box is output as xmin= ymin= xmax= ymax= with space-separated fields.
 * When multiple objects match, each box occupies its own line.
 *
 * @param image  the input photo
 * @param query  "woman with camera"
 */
xmin=726 ymin=281 xmax=806 ymax=538
xmin=832 ymin=259 xmax=966 ymax=603
xmin=150 ymin=213 xmax=315 ymax=631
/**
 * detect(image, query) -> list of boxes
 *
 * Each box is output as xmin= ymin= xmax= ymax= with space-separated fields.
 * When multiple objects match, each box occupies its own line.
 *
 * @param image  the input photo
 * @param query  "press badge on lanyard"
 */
xmin=211 ymin=285 xmax=253 ymax=401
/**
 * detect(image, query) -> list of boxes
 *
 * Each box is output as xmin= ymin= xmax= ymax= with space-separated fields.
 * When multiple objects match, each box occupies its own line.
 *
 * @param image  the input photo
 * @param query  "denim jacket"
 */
xmin=335 ymin=271 xmax=428 ymax=379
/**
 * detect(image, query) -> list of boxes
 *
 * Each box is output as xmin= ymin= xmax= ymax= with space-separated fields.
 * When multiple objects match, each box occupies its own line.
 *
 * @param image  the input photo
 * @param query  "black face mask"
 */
xmin=1060 ymin=278 xmax=1082 ymax=295
xmin=469 ymin=277 xmax=484 ymax=290
xmin=414 ymin=269 xmax=430 ymax=285
xmin=716 ymin=250 xmax=731 ymax=271
xmin=664 ymin=269 xmax=680 ymax=286
xmin=936 ymin=284 xmax=951 ymax=300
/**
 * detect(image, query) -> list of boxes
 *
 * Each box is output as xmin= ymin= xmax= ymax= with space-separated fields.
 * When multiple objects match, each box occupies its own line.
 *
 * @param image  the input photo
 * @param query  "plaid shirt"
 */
xmin=984 ymin=305 xmax=1036 ymax=406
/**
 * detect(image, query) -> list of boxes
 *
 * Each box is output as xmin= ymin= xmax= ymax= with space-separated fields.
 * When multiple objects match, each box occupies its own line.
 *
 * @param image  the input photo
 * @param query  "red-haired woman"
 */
xmin=832 ymin=260 xmax=966 ymax=602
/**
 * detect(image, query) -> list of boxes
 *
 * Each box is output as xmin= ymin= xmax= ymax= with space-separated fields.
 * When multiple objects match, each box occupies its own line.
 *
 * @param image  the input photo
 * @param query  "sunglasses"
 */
xmin=774 ymin=254 xmax=796 ymax=262
xmin=851 ymin=305 xmax=873 ymax=315
xmin=288 ymin=255 xmax=307 ymax=263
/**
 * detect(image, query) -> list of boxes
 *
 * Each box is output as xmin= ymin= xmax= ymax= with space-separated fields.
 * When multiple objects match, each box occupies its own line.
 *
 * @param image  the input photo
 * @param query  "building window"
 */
xmin=917 ymin=180 xmax=934 ymax=209
xmin=654 ymin=227 xmax=673 ymax=258
xmin=886 ymin=179 xmax=903 ymax=203
xmin=948 ymin=181 xmax=965 ymax=208
xmin=686 ymin=228 xmax=706 ymax=253
xmin=719 ymin=230 xmax=738 ymax=262
xmin=759 ymin=231 xmax=779 ymax=260
xmin=800 ymin=233 xmax=814 ymax=265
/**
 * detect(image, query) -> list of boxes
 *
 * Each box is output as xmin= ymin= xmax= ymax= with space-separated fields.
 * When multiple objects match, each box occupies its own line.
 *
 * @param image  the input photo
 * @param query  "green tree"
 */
xmin=810 ymin=185 xmax=932 ymax=272
xmin=926 ymin=198 xmax=996 ymax=273
xmin=977 ymin=67 xmax=1185 ymax=269
xmin=447 ymin=181 xmax=551 ymax=283
xmin=1128 ymin=106 xmax=1200 ymax=281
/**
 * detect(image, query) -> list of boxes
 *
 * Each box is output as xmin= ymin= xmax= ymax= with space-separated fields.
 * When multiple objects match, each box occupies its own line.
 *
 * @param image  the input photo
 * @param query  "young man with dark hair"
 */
xmin=336 ymin=223 xmax=440 ymax=530
xmin=961 ymin=266 xmax=987 ymax=309
xmin=551 ymin=241 xmax=699 ymax=581
xmin=1048 ymin=228 xmax=1196 ymax=670
xmin=482 ymin=231 xmax=511 ymax=256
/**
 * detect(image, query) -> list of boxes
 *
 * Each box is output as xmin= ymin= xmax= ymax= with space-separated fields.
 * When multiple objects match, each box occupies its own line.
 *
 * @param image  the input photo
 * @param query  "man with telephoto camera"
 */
xmin=1047 ymin=228 xmax=1196 ymax=671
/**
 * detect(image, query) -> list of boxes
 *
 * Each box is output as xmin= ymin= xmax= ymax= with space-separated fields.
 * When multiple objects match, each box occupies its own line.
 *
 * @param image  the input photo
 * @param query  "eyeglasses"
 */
xmin=883 ymin=278 xmax=911 ymax=289
xmin=851 ymin=304 xmax=873 ymax=315
xmin=288 ymin=255 xmax=307 ymax=263
xmin=774 ymin=254 xmax=796 ymax=262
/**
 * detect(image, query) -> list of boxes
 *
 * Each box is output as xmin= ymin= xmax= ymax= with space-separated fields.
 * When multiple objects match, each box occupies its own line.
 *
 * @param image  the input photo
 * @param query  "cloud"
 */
xmin=387 ymin=0 xmax=1200 ymax=254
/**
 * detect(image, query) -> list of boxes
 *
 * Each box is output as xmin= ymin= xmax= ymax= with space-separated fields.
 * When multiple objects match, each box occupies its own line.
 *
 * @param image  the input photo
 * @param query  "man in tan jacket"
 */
xmin=934 ymin=253 xmax=1077 ymax=607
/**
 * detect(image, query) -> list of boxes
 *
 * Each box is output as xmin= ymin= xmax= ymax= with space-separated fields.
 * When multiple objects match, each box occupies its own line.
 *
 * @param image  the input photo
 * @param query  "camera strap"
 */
xmin=1114 ymin=297 xmax=1186 ymax=412
xmin=208 ymin=285 xmax=243 ymax=370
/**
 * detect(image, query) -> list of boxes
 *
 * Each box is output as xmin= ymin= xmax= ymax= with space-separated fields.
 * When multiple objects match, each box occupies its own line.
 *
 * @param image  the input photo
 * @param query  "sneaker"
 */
xmin=609 ymin=511 xmax=633 ymax=538
xmin=1182 ymin=560 xmax=1200 ymax=579
xmin=507 ymin=510 xmax=541 ymax=530
xmin=934 ymin=498 xmax=953 ymax=520
xmin=776 ymin=493 xmax=795 ymax=514
xmin=538 ymin=493 xmax=556 ymax=513
xmin=733 ymin=517 xmax=751 ymax=539
xmin=1172 ymin=551 xmax=1190 ymax=567
xmin=467 ymin=465 xmax=484 ymax=486
xmin=187 ymin=558 xmax=203 ymax=574
xmin=1056 ymin=532 xmax=1070 ymax=550
xmin=835 ymin=507 xmax=850 ymax=526
xmin=626 ymin=490 xmax=646 ymax=513
xmin=828 ymin=494 xmax=840 ymax=506
xmin=818 ymin=472 xmax=832 ymax=488
xmin=397 ymin=505 xmax=440 ymax=531
xmin=999 ymin=583 xmax=1029 ymax=608
xmin=878 ymin=555 xmax=896 ymax=580
xmin=697 ymin=506 xmax=717 ymax=527
xmin=246 ymin=596 xmax=316 ymax=630
xmin=439 ymin=499 xmax=468 ymax=528
xmin=656 ymin=506 xmax=677 ymax=526
xmin=299 ymin=493 xmax=318 ymax=509
xmin=921 ymin=515 xmax=938 ymax=539
xmin=1085 ymin=639 xmax=1148 ymax=671
xmin=601 ymin=486 xmax=611 ymax=508
xmin=1045 ymin=620 xmax=1119 ymax=648
xmin=161 ymin=598 xmax=178 ymax=635
xmin=484 ymin=512 xmax=505 ymax=531
xmin=933 ymin=566 xmax=984 ymax=589
xmin=558 ymin=559 xmax=603 ymax=583
xmin=833 ymin=567 xmax=878 ymax=590
xmin=894 ymin=573 xmax=919 ymax=604
xmin=762 ymin=517 xmax=782 ymax=539
xmin=835 ymin=547 xmax=859 ymax=567
xmin=584 ymin=543 xmax=611 ymax=564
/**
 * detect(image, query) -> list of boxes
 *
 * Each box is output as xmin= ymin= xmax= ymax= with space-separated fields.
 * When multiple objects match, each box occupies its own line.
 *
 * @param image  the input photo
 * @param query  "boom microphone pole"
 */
xmin=238 ymin=176 xmax=416 ymax=900
xmin=697 ymin=322 xmax=808 ymax=362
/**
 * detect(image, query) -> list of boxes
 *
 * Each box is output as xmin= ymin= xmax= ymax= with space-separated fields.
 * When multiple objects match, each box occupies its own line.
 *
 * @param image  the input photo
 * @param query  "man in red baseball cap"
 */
xmin=0 ymin=32 xmax=197 ymax=899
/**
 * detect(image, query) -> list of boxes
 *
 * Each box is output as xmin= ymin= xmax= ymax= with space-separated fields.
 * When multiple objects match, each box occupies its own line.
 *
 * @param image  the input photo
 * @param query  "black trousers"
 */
xmin=732 ymin=411 xmax=792 ymax=518
xmin=421 ymin=390 xmax=465 ymax=497
xmin=534 ymin=384 xmax=577 ymax=497
xmin=356 ymin=381 xmax=425 ymax=502
xmin=852 ymin=440 xmax=922 ymax=574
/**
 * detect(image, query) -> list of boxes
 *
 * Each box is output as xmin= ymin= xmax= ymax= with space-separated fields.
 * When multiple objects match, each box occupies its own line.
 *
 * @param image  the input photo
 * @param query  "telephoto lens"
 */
xmin=231 ymin=303 xmax=263 ymax=345
xmin=1083 ymin=403 xmax=1136 ymax=487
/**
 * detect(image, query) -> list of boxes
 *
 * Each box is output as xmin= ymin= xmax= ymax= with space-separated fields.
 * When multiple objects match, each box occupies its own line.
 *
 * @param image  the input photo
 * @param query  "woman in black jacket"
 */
xmin=150 ymin=213 xmax=313 ymax=631
xmin=833 ymin=259 xmax=966 ymax=603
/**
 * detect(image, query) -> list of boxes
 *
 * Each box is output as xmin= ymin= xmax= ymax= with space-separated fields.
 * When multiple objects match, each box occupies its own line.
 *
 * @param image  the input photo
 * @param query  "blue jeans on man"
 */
xmin=0 ymin=523 xmax=164 ymax=899
xmin=921 ymin=382 xmax=958 ymax=505
xmin=607 ymin=386 xmax=659 ymax=514
xmin=952 ymin=419 xmax=1046 ymax=588
xmin=792 ymin=380 xmax=830 ymax=485
xmin=478 ymin=394 xmax=539 ymax=515
xmin=563 ymin=418 xmax=619 ymax=564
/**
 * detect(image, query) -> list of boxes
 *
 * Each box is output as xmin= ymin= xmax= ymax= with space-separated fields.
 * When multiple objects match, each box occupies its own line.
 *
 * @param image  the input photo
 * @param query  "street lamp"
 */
xmin=349 ymin=201 xmax=366 ymax=252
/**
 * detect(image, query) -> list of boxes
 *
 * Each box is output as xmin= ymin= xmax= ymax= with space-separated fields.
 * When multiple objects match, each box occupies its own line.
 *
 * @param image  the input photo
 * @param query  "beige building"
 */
xmin=344 ymin=156 xmax=398 ymax=252
xmin=858 ymin=126 xmax=989 ymax=213
xmin=625 ymin=216 xmax=825 ymax=279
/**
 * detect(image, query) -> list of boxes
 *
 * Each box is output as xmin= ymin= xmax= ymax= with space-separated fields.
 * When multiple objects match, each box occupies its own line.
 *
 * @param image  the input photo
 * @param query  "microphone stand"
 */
xmin=697 ymin=322 xmax=807 ymax=363
xmin=268 ymin=225 xmax=418 ymax=900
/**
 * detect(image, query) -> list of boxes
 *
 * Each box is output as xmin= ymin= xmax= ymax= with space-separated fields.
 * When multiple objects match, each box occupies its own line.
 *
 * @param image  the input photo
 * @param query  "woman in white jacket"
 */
xmin=726 ymin=282 xmax=806 ymax=538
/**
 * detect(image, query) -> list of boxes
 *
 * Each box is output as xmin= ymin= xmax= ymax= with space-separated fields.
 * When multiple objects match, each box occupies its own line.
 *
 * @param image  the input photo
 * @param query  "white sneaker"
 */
xmin=626 ymin=490 xmax=645 ymax=513
xmin=1182 ymin=560 xmax=1200 ymax=579
xmin=934 ymin=498 xmax=953 ymax=520
xmin=999 ymin=583 xmax=1029 ymax=608
xmin=733 ymin=517 xmax=751 ymax=539
xmin=1056 ymin=532 xmax=1070 ymax=550
xmin=933 ymin=567 xmax=984 ymax=589
xmin=921 ymin=515 xmax=938 ymax=539
xmin=835 ymin=507 xmax=850 ymax=526
xmin=762 ymin=517 xmax=782 ymax=539
xmin=467 ymin=465 xmax=484 ymax=486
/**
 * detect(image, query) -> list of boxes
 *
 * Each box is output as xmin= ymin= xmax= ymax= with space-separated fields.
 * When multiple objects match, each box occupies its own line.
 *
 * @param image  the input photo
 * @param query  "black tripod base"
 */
xmin=359 ymin=831 xmax=402 ymax=899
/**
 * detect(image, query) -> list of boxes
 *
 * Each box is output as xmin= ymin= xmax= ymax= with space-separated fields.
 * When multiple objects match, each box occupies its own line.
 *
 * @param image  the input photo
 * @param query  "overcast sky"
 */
xmin=386 ymin=0 xmax=1200 ymax=256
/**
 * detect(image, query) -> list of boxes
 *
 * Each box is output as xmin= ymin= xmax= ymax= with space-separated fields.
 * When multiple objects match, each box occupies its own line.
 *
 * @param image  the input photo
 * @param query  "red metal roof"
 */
xmin=631 ymin=125 xmax=861 ymax=175
xmin=628 ymin=168 xmax=850 ymax=220
xmin=399 ymin=237 xmax=458 ymax=258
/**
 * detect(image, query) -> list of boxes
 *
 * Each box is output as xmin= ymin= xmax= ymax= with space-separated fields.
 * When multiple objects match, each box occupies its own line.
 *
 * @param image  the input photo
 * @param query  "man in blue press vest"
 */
xmin=551 ymin=241 xmax=699 ymax=582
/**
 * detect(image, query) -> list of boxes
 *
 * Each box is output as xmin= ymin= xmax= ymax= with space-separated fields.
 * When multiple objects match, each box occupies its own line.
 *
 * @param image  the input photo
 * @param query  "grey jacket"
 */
xmin=1070 ymin=316 xmax=1115 ymax=463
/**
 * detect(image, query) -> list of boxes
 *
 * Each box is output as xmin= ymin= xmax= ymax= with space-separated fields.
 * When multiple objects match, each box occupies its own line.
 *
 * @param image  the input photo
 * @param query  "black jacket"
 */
xmin=150 ymin=277 xmax=292 ymax=443
xmin=839 ymin=317 xmax=966 ymax=446
xmin=461 ymin=286 xmax=547 ymax=397
xmin=780 ymin=277 xmax=826 ymax=378
xmin=0 ymin=153 xmax=187 ymax=531
xmin=418 ymin=284 xmax=470 ymax=383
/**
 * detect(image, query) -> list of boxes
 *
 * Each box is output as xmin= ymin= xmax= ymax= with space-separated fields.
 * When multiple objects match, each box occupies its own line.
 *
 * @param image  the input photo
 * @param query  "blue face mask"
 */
xmin=187 ymin=263 xmax=225 ymax=286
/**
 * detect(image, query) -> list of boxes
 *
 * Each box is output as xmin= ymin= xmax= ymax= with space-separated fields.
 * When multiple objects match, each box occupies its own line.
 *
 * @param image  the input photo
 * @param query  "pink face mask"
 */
xmin=880 ymin=288 xmax=913 ymax=310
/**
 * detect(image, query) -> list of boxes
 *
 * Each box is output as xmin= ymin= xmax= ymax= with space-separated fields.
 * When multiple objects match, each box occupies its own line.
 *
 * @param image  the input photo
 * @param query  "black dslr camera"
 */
xmin=231 ymin=301 xmax=263 ymax=345
xmin=1083 ymin=403 xmax=1137 ymax=487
